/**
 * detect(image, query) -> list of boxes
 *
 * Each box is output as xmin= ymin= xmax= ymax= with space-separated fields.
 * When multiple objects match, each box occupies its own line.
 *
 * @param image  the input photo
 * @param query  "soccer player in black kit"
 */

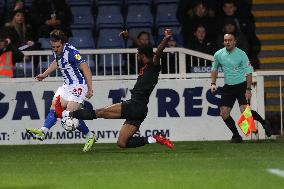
xmin=55 ymin=29 xmax=174 ymax=149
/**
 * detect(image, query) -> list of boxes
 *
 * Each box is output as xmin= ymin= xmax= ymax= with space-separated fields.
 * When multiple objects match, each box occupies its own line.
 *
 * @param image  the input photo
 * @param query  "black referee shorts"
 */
xmin=220 ymin=81 xmax=248 ymax=108
xmin=121 ymin=100 xmax=148 ymax=127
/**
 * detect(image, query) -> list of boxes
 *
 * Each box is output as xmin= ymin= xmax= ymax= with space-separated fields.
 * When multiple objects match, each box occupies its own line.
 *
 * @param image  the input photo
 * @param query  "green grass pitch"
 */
xmin=0 ymin=140 xmax=283 ymax=189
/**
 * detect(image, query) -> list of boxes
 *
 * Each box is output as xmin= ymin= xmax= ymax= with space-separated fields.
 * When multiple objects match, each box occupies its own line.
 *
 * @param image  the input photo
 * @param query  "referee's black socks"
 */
xmin=251 ymin=110 xmax=265 ymax=125
xmin=224 ymin=116 xmax=240 ymax=136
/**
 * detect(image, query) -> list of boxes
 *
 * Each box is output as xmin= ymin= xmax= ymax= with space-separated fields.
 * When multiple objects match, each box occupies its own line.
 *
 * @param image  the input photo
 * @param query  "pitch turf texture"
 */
xmin=0 ymin=141 xmax=283 ymax=189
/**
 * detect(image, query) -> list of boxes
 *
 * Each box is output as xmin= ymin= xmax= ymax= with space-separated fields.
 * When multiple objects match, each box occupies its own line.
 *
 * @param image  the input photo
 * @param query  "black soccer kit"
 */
xmin=220 ymin=81 xmax=247 ymax=108
xmin=121 ymin=62 xmax=161 ymax=127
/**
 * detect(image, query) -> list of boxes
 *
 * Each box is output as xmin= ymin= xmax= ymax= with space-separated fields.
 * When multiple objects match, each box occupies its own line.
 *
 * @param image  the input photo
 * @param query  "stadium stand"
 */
xmin=155 ymin=3 xmax=179 ymax=28
xmin=126 ymin=4 xmax=153 ymax=28
xmin=154 ymin=0 xmax=180 ymax=4
xmin=251 ymin=0 xmax=284 ymax=133
xmin=253 ymin=0 xmax=284 ymax=69
xmin=97 ymin=28 xmax=125 ymax=48
xmin=72 ymin=29 xmax=93 ymax=39
xmin=96 ymin=4 xmax=124 ymax=29
xmin=66 ymin=0 xmax=93 ymax=6
xmin=70 ymin=6 xmax=93 ymax=29
xmin=0 ymin=0 xmax=4 ymax=8
xmin=0 ymin=1 xmax=5 ymax=26
xmin=68 ymin=36 xmax=95 ymax=49
xmin=14 ymin=60 xmax=33 ymax=78
xmin=38 ymin=38 xmax=50 ymax=49
xmin=6 ymin=0 xmax=33 ymax=9
xmin=95 ymin=0 xmax=123 ymax=6
xmin=125 ymin=0 xmax=152 ymax=5
xmin=97 ymin=28 xmax=125 ymax=74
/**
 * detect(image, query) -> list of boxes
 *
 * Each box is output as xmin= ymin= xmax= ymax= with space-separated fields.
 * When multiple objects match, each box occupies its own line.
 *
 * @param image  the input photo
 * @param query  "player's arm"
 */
xmin=210 ymin=53 xmax=219 ymax=93
xmin=246 ymin=73 xmax=252 ymax=90
xmin=243 ymin=54 xmax=253 ymax=90
xmin=242 ymin=52 xmax=253 ymax=100
xmin=35 ymin=60 xmax=58 ymax=81
xmin=211 ymin=70 xmax=218 ymax=84
xmin=245 ymin=72 xmax=253 ymax=101
xmin=210 ymin=70 xmax=218 ymax=93
xmin=153 ymin=29 xmax=172 ymax=65
xmin=79 ymin=62 xmax=93 ymax=99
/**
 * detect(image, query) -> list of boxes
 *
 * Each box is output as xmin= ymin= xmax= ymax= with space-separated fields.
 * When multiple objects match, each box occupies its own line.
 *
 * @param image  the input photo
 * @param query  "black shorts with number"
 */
xmin=220 ymin=81 xmax=247 ymax=108
xmin=121 ymin=100 xmax=148 ymax=127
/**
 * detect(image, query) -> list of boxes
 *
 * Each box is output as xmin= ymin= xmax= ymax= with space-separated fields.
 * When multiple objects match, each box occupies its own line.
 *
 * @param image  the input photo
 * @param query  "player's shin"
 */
xmin=41 ymin=109 xmax=57 ymax=133
xmin=125 ymin=137 xmax=148 ymax=148
xmin=77 ymin=120 xmax=91 ymax=136
xmin=70 ymin=109 xmax=97 ymax=120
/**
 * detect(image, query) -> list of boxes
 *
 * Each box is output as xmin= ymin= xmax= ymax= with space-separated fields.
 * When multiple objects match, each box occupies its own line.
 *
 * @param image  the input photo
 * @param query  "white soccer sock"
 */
xmin=147 ymin=136 xmax=157 ymax=144
xmin=86 ymin=131 xmax=94 ymax=139
xmin=62 ymin=110 xmax=70 ymax=117
xmin=40 ymin=127 xmax=49 ymax=134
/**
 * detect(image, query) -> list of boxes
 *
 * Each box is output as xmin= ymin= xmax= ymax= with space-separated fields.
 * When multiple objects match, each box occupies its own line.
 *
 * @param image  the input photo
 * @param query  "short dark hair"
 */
xmin=11 ymin=9 xmax=25 ymax=18
xmin=50 ymin=29 xmax=67 ymax=43
xmin=194 ymin=24 xmax=206 ymax=32
xmin=137 ymin=45 xmax=154 ymax=59
xmin=223 ymin=0 xmax=236 ymax=5
xmin=137 ymin=31 xmax=150 ymax=40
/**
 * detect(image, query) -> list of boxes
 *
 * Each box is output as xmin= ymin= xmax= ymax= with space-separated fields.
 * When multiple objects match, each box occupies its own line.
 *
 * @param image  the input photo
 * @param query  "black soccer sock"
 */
xmin=251 ymin=110 xmax=265 ymax=125
xmin=125 ymin=137 xmax=148 ymax=148
xmin=70 ymin=109 xmax=97 ymax=120
xmin=224 ymin=116 xmax=239 ymax=136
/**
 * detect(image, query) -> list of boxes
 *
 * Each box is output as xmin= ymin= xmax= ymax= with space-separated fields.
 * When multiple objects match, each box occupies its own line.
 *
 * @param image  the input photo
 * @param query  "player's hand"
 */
xmin=86 ymin=90 xmax=93 ymax=99
xmin=5 ymin=38 xmax=11 ymax=45
xmin=27 ymin=41 xmax=34 ymax=47
xmin=35 ymin=74 xmax=46 ymax=81
xmin=210 ymin=84 xmax=217 ymax=93
xmin=119 ymin=30 xmax=129 ymax=39
xmin=164 ymin=29 xmax=173 ymax=39
xmin=245 ymin=90 xmax=252 ymax=101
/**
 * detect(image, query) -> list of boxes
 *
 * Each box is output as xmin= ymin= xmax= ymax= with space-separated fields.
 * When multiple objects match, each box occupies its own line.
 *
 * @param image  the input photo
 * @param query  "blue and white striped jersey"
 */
xmin=53 ymin=43 xmax=87 ymax=85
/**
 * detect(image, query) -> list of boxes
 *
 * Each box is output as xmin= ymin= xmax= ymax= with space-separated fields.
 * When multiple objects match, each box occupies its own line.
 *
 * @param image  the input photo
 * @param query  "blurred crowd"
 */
xmin=0 ymin=0 xmax=259 ymax=78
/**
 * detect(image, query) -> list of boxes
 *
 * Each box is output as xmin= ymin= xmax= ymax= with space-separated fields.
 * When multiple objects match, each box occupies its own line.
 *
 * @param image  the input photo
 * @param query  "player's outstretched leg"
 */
xmin=118 ymin=124 xmax=174 ymax=149
xmin=121 ymin=135 xmax=174 ymax=149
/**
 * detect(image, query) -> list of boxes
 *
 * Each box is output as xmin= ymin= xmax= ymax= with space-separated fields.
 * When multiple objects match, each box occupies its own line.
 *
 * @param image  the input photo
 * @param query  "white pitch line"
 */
xmin=267 ymin=168 xmax=284 ymax=178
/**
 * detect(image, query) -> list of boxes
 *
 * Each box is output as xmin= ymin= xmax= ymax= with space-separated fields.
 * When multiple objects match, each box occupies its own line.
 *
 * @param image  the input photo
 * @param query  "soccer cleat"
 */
xmin=26 ymin=128 xmax=46 ymax=141
xmin=83 ymin=132 xmax=97 ymax=152
xmin=230 ymin=135 xmax=243 ymax=143
xmin=262 ymin=120 xmax=273 ymax=137
xmin=153 ymin=133 xmax=174 ymax=149
xmin=55 ymin=95 xmax=64 ymax=118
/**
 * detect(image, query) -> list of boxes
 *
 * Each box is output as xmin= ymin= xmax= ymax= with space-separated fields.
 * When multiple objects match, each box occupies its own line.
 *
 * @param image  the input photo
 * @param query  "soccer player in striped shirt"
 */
xmin=26 ymin=29 xmax=96 ymax=152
